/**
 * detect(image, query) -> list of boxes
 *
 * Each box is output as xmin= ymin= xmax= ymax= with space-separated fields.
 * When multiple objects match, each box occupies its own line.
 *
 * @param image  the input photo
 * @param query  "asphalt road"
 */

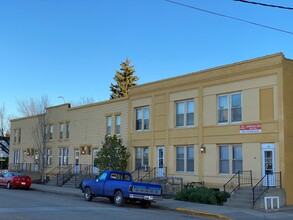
xmin=0 ymin=187 xmax=205 ymax=220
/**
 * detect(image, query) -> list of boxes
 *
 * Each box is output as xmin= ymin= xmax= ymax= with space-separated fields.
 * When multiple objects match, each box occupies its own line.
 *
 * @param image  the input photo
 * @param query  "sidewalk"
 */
xmin=31 ymin=184 xmax=293 ymax=220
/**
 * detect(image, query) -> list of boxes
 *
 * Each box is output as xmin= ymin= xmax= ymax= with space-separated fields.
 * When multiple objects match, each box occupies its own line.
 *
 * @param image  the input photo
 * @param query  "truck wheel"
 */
xmin=114 ymin=191 xmax=124 ymax=207
xmin=141 ymin=201 xmax=151 ymax=209
xmin=84 ymin=187 xmax=93 ymax=201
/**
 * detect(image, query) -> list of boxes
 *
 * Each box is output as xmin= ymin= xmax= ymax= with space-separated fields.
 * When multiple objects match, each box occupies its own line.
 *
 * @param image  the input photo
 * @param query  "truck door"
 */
xmin=92 ymin=172 xmax=107 ymax=196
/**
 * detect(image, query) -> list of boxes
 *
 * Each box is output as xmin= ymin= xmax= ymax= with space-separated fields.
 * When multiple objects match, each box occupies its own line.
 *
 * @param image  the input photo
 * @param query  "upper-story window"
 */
xmin=44 ymin=125 xmax=48 ymax=142
xmin=115 ymin=115 xmax=121 ymax=135
xmin=49 ymin=124 xmax=53 ymax=141
xmin=176 ymin=100 xmax=194 ymax=127
xmin=18 ymin=129 xmax=21 ymax=143
xmin=218 ymin=93 xmax=242 ymax=124
xmin=14 ymin=129 xmax=17 ymax=143
xmin=107 ymin=116 xmax=112 ymax=135
xmin=59 ymin=123 xmax=64 ymax=140
xmin=135 ymin=106 xmax=149 ymax=131
xmin=66 ymin=122 xmax=70 ymax=139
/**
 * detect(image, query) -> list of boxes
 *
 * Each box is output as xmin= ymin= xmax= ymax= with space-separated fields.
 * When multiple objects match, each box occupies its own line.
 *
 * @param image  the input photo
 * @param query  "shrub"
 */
xmin=175 ymin=187 xmax=230 ymax=205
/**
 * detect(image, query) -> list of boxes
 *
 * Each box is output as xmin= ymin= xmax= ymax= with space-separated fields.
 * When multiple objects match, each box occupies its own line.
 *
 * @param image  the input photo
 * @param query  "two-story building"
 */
xmin=10 ymin=53 xmax=293 ymax=205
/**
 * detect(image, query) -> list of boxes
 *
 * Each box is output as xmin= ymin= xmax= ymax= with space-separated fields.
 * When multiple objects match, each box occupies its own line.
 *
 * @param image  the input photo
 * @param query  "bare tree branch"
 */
xmin=16 ymin=95 xmax=51 ymax=117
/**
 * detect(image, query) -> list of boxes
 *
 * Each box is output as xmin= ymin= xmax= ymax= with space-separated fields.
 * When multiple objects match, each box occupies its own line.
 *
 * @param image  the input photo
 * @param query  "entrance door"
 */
xmin=157 ymin=146 xmax=165 ymax=177
xmin=74 ymin=150 xmax=80 ymax=174
xmin=262 ymin=143 xmax=275 ymax=187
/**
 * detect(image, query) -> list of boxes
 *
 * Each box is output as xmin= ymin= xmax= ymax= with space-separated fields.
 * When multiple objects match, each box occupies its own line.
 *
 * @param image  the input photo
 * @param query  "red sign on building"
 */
xmin=240 ymin=124 xmax=262 ymax=134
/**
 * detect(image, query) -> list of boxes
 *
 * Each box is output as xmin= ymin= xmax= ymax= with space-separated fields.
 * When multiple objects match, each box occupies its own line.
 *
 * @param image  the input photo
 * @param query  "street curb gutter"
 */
xmin=176 ymin=208 xmax=232 ymax=220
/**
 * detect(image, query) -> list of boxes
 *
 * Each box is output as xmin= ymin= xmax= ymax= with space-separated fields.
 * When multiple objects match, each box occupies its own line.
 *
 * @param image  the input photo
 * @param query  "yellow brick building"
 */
xmin=10 ymin=53 xmax=293 ymax=205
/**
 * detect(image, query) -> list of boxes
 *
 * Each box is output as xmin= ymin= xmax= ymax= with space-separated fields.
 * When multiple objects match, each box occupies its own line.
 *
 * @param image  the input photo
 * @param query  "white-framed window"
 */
xmin=59 ymin=148 xmax=69 ymax=166
xmin=219 ymin=144 xmax=243 ymax=174
xmin=135 ymin=147 xmax=149 ymax=169
xmin=59 ymin=123 xmax=64 ymax=140
xmin=13 ymin=150 xmax=20 ymax=164
xmin=115 ymin=115 xmax=121 ymax=135
xmin=176 ymin=145 xmax=194 ymax=172
xmin=218 ymin=93 xmax=242 ymax=124
xmin=46 ymin=148 xmax=52 ymax=166
xmin=49 ymin=124 xmax=53 ymax=141
xmin=66 ymin=122 xmax=70 ymax=139
xmin=135 ymin=106 xmax=149 ymax=131
xmin=107 ymin=116 xmax=112 ymax=135
xmin=176 ymin=100 xmax=194 ymax=127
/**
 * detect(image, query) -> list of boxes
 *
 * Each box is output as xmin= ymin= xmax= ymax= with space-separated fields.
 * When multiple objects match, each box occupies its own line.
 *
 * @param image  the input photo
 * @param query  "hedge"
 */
xmin=175 ymin=187 xmax=230 ymax=205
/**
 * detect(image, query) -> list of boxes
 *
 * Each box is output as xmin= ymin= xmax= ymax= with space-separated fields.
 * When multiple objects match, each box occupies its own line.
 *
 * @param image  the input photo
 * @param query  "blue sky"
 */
xmin=1 ymin=0 xmax=292 ymax=118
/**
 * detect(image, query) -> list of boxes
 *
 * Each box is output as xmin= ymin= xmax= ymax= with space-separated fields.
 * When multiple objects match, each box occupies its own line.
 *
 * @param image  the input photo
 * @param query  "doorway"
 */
xmin=261 ymin=143 xmax=275 ymax=187
xmin=74 ymin=150 xmax=80 ymax=174
xmin=157 ymin=146 xmax=165 ymax=177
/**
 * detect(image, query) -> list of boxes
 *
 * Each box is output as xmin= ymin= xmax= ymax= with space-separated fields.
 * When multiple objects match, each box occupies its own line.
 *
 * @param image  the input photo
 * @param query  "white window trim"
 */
xmin=175 ymin=100 xmax=194 ymax=128
xmin=219 ymin=144 xmax=243 ymax=175
xmin=218 ymin=92 xmax=242 ymax=125
xmin=135 ymin=106 xmax=150 ymax=131
xmin=175 ymin=145 xmax=195 ymax=173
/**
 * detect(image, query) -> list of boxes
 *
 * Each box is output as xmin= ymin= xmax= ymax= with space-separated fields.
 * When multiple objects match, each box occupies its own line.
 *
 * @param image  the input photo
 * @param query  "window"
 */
xmin=135 ymin=106 xmax=150 ymax=131
xmin=115 ymin=115 xmax=121 ymax=135
xmin=219 ymin=145 xmax=229 ymax=174
xmin=233 ymin=144 xmax=243 ymax=173
xmin=44 ymin=125 xmax=48 ymax=142
xmin=187 ymin=146 xmax=194 ymax=172
xmin=107 ymin=116 xmax=111 ymax=135
xmin=135 ymin=147 xmax=149 ymax=169
xmin=59 ymin=123 xmax=64 ymax=140
xmin=13 ymin=150 xmax=20 ymax=164
xmin=66 ymin=122 xmax=70 ymax=139
xmin=49 ymin=124 xmax=53 ymax=141
xmin=46 ymin=148 xmax=52 ymax=166
xmin=14 ymin=129 xmax=17 ymax=143
xmin=18 ymin=129 xmax=21 ymax=143
xmin=218 ymin=93 xmax=242 ymax=124
xmin=176 ymin=145 xmax=194 ymax=172
xmin=176 ymin=100 xmax=194 ymax=127
xmin=176 ymin=147 xmax=184 ymax=172
xmin=219 ymin=144 xmax=243 ymax=174
xmin=59 ymin=148 xmax=69 ymax=166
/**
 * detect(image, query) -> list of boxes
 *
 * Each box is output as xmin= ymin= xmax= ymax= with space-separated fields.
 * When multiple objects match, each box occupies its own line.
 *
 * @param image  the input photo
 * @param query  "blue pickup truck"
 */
xmin=81 ymin=170 xmax=162 ymax=208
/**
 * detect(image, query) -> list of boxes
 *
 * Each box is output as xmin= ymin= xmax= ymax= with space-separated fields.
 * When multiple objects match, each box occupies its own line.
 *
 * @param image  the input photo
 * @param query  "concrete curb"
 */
xmin=176 ymin=208 xmax=231 ymax=220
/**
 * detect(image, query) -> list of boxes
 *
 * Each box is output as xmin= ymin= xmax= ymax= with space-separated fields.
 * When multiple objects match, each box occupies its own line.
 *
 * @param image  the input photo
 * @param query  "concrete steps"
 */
xmin=224 ymin=187 xmax=253 ymax=208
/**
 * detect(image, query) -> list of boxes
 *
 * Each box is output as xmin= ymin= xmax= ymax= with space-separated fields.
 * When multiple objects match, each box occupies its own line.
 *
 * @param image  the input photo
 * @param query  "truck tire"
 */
xmin=141 ymin=201 xmax=151 ymax=209
xmin=114 ymin=191 xmax=124 ymax=207
xmin=84 ymin=187 xmax=93 ymax=201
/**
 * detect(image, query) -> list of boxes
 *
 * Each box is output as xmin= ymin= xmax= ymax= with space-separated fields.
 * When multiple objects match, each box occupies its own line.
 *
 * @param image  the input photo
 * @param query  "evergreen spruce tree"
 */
xmin=94 ymin=135 xmax=130 ymax=171
xmin=110 ymin=58 xmax=139 ymax=99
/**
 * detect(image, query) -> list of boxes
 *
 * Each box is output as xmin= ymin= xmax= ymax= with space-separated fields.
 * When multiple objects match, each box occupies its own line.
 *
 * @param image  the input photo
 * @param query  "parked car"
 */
xmin=81 ymin=170 xmax=162 ymax=208
xmin=0 ymin=172 xmax=32 ymax=189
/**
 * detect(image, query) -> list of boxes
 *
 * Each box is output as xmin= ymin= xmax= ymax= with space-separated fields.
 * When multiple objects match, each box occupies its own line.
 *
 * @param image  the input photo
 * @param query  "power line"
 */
xmin=165 ymin=0 xmax=293 ymax=35
xmin=234 ymin=0 xmax=293 ymax=10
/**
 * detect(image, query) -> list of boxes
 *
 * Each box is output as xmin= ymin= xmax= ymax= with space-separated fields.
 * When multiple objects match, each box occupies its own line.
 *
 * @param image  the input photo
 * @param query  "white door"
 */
xmin=74 ymin=150 xmax=80 ymax=174
xmin=92 ymin=149 xmax=99 ymax=174
xmin=262 ymin=143 xmax=275 ymax=187
xmin=157 ymin=146 xmax=165 ymax=177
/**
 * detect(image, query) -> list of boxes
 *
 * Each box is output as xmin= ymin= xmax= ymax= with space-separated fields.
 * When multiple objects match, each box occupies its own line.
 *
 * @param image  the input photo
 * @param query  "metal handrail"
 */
xmin=223 ymin=170 xmax=252 ymax=195
xmin=252 ymin=172 xmax=282 ymax=207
